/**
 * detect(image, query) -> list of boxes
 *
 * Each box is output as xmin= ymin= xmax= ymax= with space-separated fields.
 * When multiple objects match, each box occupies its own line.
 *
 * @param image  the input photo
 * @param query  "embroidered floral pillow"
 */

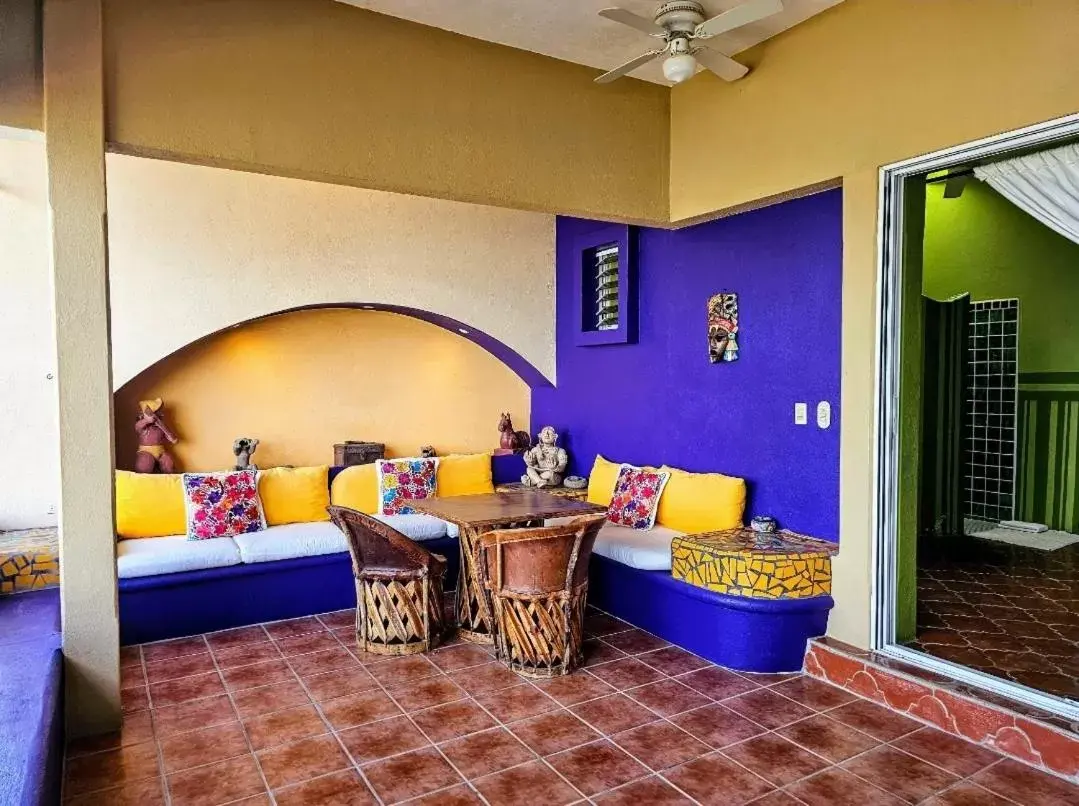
xmin=607 ymin=464 xmax=671 ymax=530
xmin=377 ymin=457 xmax=440 ymax=516
xmin=182 ymin=470 xmax=266 ymax=540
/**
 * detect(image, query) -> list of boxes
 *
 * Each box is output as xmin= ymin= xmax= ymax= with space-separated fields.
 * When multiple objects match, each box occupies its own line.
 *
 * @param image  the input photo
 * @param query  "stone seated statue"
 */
xmin=521 ymin=426 xmax=569 ymax=488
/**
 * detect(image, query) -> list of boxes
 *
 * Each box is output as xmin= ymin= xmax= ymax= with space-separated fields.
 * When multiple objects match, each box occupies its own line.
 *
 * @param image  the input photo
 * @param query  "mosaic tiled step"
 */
xmin=672 ymin=528 xmax=836 ymax=599
xmin=0 ymin=528 xmax=59 ymax=595
xmin=806 ymin=636 xmax=1079 ymax=784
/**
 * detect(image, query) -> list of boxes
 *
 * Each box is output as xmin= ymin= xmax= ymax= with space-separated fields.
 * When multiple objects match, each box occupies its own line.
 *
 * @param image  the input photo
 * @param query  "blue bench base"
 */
xmin=587 ymin=554 xmax=832 ymax=673
xmin=119 ymin=537 xmax=460 ymax=645
xmin=0 ymin=589 xmax=63 ymax=806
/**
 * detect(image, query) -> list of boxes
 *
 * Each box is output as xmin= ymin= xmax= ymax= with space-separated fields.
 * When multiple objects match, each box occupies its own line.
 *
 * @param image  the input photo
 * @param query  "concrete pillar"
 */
xmin=43 ymin=0 xmax=121 ymax=737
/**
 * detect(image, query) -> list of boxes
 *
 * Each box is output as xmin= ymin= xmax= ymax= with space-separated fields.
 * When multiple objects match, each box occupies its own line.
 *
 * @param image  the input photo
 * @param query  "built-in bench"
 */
xmin=0 ymin=588 xmax=63 ymax=806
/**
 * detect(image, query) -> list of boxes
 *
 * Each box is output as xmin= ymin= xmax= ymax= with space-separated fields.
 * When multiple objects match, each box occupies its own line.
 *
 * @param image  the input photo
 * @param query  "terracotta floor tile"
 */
xmin=244 ymin=703 xmax=328 ymax=750
xmin=474 ymin=684 xmax=559 ymax=723
xmin=167 ymin=753 xmax=266 ymax=806
xmin=66 ymin=710 xmax=154 ymax=756
xmin=626 ymin=678 xmax=712 ymax=717
xmin=121 ymin=686 xmax=149 ymax=713
xmin=408 ymin=784 xmax=485 ymax=805
xmin=64 ymin=775 xmax=166 ymax=806
xmin=429 ymin=642 xmax=496 ymax=672
xmin=593 ymin=775 xmax=693 ymax=804
xmin=972 ymin=758 xmax=1079 ymax=806
xmin=160 ymin=721 xmax=250 ymax=773
xmin=440 ymin=726 xmax=536 ymax=779
xmin=120 ymin=663 xmax=145 ymax=690
xmin=734 ymin=670 xmax=800 ymax=685
xmin=571 ymin=693 xmax=660 ymax=735
xmin=722 ymin=734 xmax=830 ymax=786
xmin=366 ymin=654 xmax=441 ymax=685
xmin=275 ymin=631 xmax=341 ymax=658
xmin=827 ymin=699 xmax=923 ymax=741
xmin=362 ymin=746 xmax=463 ymax=804
xmin=603 ymin=628 xmax=670 ymax=654
xmin=891 ymin=727 xmax=1003 ymax=777
xmin=923 ymin=781 xmax=1017 ymax=806
xmin=776 ymin=714 xmax=881 ymax=763
xmin=149 ymin=671 xmax=226 ymax=708
xmin=142 ymin=636 xmax=209 ymax=664
xmin=222 ymin=659 xmax=295 ymax=692
xmin=449 ymin=661 xmax=526 ymax=695
xmin=205 ymin=625 xmax=270 ymax=652
xmin=587 ymin=657 xmax=666 ymax=689
xmin=509 ymin=710 xmax=602 ymax=756
xmin=769 ymin=676 xmax=855 ymax=711
xmin=388 ymin=675 xmax=467 ymax=711
xmin=64 ymin=741 xmax=161 ymax=796
xmin=722 ymin=688 xmax=814 ymax=729
xmin=663 ymin=752 xmax=775 ymax=806
xmin=842 ymin=745 xmax=960 ymax=803
xmin=144 ymin=652 xmax=218 ymax=684
xmin=232 ymin=680 xmax=311 ymax=720
xmin=412 ymin=700 xmax=498 ymax=742
xmin=212 ymin=641 xmax=283 ymax=670
xmin=273 ymin=769 xmax=377 ymax=805
xmin=316 ymin=609 xmax=357 ymax=630
xmin=584 ymin=613 xmax=633 ymax=637
xmin=120 ymin=645 xmax=142 ymax=668
xmin=256 ymin=733 xmax=351 ymax=790
xmin=612 ymin=720 xmax=710 ymax=770
xmin=582 ymin=639 xmax=628 ymax=666
xmin=676 ymin=667 xmax=760 ymax=700
xmin=303 ymin=666 xmax=379 ymax=701
xmin=669 ymin=703 xmax=767 ymax=748
xmin=321 ymin=689 xmax=402 ymax=730
xmin=473 ymin=760 xmax=582 ymax=806
xmin=636 ymin=646 xmax=710 ymax=676
xmin=264 ymin=616 xmax=327 ymax=641
xmin=547 ymin=739 xmax=648 ymax=796
xmin=785 ymin=768 xmax=907 ymax=806
xmin=337 ymin=714 xmax=430 ymax=763
xmin=747 ymin=792 xmax=803 ymax=806
xmin=534 ymin=670 xmax=617 ymax=705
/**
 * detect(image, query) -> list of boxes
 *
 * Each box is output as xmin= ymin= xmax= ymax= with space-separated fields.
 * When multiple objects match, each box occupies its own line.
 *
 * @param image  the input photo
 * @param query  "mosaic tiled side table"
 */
xmin=0 ymin=528 xmax=60 ymax=595
xmin=671 ymin=527 xmax=836 ymax=600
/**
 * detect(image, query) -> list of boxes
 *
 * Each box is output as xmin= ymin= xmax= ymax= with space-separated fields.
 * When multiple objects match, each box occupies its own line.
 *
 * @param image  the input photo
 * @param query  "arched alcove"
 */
xmin=114 ymin=306 xmax=542 ymax=471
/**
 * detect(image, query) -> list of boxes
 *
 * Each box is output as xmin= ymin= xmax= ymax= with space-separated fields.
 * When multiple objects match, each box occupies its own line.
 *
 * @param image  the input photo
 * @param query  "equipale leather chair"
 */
xmin=479 ymin=514 xmax=606 ymax=678
xmin=328 ymin=506 xmax=447 ymax=656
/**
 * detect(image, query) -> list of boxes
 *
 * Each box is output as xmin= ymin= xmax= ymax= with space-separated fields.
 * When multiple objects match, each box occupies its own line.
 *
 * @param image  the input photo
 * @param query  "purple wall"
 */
xmin=533 ymin=190 xmax=842 ymax=541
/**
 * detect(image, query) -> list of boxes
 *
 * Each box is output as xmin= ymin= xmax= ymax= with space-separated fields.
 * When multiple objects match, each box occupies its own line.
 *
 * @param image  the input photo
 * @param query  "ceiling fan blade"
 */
xmin=595 ymin=50 xmax=664 ymax=84
xmin=598 ymin=7 xmax=664 ymax=36
xmin=693 ymin=46 xmax=750 ymax=81
xmin=943 ymin=175 xmax=969 ymax=199
xmin=695 ymin=0 xmax=784 ymax=39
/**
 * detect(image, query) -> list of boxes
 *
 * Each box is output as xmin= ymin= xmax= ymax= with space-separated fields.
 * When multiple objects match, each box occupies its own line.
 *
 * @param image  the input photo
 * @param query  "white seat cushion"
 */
xmin=233 ymin=522 xmax=347 ymax=564
xmin=375 ymin=514 xmax=449 ymax=543
xmin=445 ymin=521 xmax=460 ymax=539
xmin=117 ymin=535 xmax=242 ymax=579
xmin=545 ymin=517 xmax=683 ymax=571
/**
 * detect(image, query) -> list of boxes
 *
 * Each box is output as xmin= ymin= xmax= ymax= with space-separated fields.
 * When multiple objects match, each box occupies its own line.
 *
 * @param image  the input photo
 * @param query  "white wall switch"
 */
xmin=817 ymin=401 xmax=831 ymax=429
xmin=794 ymin=403 xmax=808 ymax=425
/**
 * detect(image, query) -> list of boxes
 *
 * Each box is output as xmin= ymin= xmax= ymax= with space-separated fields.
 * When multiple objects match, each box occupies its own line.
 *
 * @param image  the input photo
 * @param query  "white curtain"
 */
xmin=975 ymin=143 xmax=1079 ymax=246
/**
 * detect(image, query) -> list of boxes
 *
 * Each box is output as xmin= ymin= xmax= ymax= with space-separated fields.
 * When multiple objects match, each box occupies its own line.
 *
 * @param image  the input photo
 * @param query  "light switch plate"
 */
xmin=817 ymin=401 xmax=831 ymax=429
xmin=794 ymin=403 xmax=808 ymax=425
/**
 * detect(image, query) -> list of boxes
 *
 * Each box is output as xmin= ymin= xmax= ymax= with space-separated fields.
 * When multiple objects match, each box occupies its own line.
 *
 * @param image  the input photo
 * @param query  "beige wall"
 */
xmin=0 ymin=134 xmax=58 ymax=530
xmin=115 ymin=308 xmax=529 ymax=471
xmin=105 ymin=153 xmax=556 ymax=387
xmin=670 ymin=0 xmax=1079 ymax=648
xmin=102 ymin=0 xmax=669 ymax=224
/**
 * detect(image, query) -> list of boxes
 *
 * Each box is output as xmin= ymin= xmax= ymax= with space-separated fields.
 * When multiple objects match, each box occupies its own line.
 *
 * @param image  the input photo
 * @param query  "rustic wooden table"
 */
xmin=408 ymin=491 xmax=606 ymax=643
xmin=494 ymin=482 xmax=590 ymax=501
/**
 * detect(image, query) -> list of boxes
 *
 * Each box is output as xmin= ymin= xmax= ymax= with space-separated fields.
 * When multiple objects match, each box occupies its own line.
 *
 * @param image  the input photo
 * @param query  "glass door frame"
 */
xmin=872 ymin=111 xmax=1079 ymax=719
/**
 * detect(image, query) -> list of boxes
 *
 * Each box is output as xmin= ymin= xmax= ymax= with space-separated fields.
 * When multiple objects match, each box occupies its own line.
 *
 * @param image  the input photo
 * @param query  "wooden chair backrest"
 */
xmin=327 ymin=505 xmax=437 ymax=577
xmin=480 ymin=514 xmax=606 ymax=597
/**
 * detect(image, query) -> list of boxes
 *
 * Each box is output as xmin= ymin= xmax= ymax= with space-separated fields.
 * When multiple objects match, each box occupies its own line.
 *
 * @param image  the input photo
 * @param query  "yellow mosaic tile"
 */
xmin=671 ymin=527 xmax=835 ymax=600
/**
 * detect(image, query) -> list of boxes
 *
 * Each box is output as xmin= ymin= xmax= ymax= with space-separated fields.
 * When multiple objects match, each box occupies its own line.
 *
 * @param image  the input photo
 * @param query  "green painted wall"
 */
xmin=923 ymin=180 xmax=1079 ymax=372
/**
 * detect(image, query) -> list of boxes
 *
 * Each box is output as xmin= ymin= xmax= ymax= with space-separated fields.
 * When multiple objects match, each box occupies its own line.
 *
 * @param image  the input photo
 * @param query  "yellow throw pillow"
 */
xmin=437 ymin=453 xmax=494 ymax=497
xmin=115 ymin=471 xmax=186 ymax=539
xmin=259 ymin=466 xmax=330 ymax=526
xmin=657 ymin=465 xmax=747 ymax=534
xmin=586 ymin=455 xmax=623 ymax=506
xmin=330 ymin=464 xmax=378 ymax=515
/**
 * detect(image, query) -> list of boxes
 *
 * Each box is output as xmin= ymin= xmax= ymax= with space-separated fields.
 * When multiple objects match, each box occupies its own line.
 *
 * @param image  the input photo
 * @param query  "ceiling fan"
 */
xmin=596 ymin=0 xmax=784 ymax=84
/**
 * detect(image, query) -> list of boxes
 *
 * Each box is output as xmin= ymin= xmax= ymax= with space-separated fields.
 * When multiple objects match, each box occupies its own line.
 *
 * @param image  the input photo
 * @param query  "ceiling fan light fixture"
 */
xmin=662 ymin=52 xmax=697 ymax=83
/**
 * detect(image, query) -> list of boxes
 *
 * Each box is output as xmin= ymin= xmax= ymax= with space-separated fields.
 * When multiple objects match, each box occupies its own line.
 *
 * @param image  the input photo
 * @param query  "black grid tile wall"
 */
xmin=965 ymin=299 xmax=1019 ymax=522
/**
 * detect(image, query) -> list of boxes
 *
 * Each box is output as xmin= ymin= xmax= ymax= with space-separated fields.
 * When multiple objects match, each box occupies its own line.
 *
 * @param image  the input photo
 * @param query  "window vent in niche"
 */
xmin=592 ymin=244 xmax=620 ymax=331
xmin=573 ymin=223 xmax=637 ymax=347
